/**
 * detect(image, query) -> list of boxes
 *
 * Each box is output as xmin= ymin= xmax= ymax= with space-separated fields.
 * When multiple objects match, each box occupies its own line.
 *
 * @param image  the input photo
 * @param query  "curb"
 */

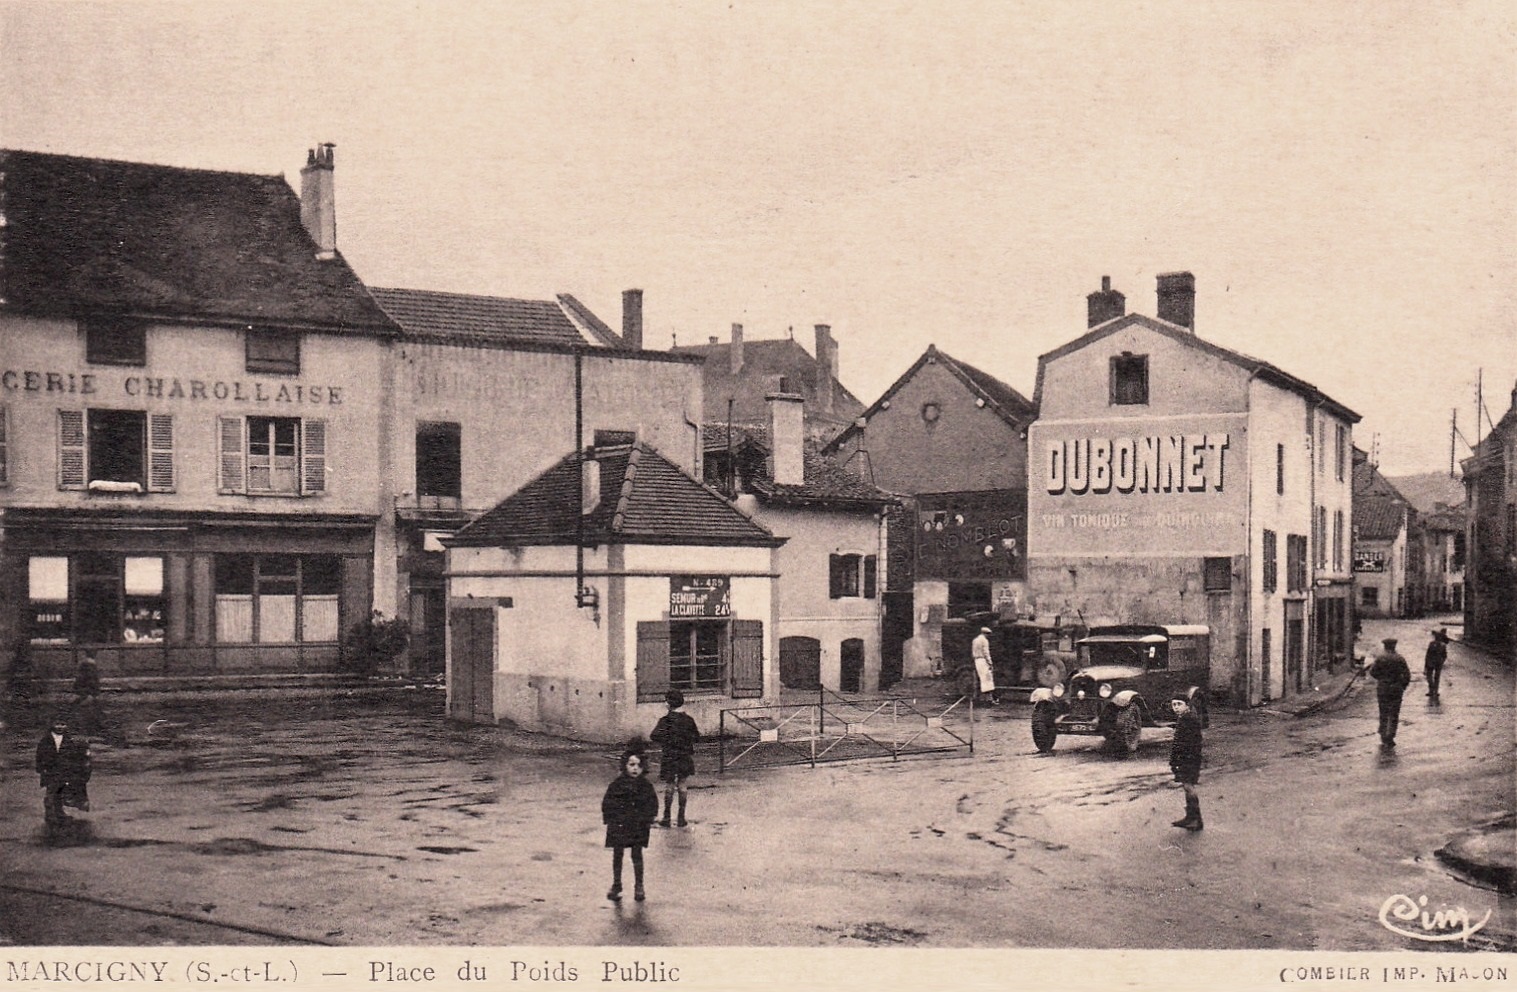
xmin=1435 ymin=818 xmax=1517 ymax=895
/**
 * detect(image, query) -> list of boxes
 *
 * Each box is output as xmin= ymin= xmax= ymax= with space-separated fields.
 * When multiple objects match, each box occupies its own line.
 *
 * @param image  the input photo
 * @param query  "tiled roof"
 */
xmin=672 ymin=338 xmax=865 ymax=426
xmin=704 ymin=424 xmax=898 ymax=509
xmin=1355 ymin=497 xmax=1408 ymax=541
xmin=449 ymin=442 xmax=781 ymax=548
xmin=370 ymin=287 xmax=619 ymax=348
xmin=1033 ymin=313 xmax=1360 ymax=424
xmin=823 ymin=345 xmax=1035 ymax=454
xmin=0 ymin=149 xmax=396 ymax=334
xmin=1384 ymin=472 xmax=1467 ymax=515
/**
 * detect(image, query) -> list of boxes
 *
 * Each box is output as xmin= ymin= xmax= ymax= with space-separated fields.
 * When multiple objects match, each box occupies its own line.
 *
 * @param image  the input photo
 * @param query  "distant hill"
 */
xmin=1384 ymin=472 xmax=1466 ymax=514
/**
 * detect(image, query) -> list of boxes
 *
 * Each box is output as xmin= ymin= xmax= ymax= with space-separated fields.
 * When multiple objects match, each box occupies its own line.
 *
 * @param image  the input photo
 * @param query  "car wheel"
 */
xmin=1106 ymin=705 xmax=1141 ymax=756
xmin=1031 ymin=703 xmax=1058 ymax=753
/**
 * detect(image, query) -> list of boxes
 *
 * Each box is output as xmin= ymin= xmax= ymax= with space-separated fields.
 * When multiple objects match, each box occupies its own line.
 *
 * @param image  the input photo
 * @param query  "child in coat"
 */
xmin=650 ymin=690 xmax=700 ymax=827
xmin=601 ymin=742 xmax=659 ymax=902
xmin=1169 ymin=697 xmax=1204 ymax=831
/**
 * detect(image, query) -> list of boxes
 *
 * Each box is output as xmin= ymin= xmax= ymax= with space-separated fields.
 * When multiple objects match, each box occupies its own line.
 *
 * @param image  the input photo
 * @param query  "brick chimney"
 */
xmin=814 ymin=324 xmax=835 ymax=415
xmin=621 ymin=289 xmax=643 ymax=349
xmin=766 ymin=381 xmax=806 ymax=487
xmin=299 ymin=143 xmax=337 ymax=261
xmin=1086 ymin=276 xmax=1126 ymax=328
xmin=1156 ymin=271 xmax=1195 ymax=330
xmin=730 ymin=323 xmax=744 ymax=375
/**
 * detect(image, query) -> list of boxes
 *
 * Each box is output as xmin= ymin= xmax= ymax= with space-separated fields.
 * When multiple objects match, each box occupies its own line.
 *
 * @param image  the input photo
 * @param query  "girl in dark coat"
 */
xmin=1169 ymin=698 xmax=1203 ymax=831
xmin=602 ymin=743 xmax=659 ymax=902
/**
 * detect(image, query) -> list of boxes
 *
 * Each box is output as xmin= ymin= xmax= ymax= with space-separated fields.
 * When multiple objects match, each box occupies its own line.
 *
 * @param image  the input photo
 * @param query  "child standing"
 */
xmin=601 ymin=743 xmax=658 ymax=902
xmin=1168 ymin=697 xmax=1203 ymax=831
xmin=650 ymin=690 xmax=700 ymax=827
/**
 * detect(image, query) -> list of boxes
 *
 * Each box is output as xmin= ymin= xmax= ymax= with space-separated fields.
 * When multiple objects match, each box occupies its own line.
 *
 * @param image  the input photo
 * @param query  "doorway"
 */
xmin=840 ymin=638 xmax=865 ymax=693
xmin=447 ymin=604 xmax=495 ymax=724
xmin=779 ymin=636 xmax=821 ymax=690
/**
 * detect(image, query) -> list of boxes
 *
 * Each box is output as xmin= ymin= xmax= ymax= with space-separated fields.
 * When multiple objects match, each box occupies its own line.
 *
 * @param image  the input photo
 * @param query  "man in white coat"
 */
xmin=971 ymin=626 xmax=998 ymax=705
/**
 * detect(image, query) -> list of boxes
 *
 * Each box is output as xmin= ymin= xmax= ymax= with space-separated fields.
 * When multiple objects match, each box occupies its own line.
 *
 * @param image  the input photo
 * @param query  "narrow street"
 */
xmin=1 ymin=617 xmax=1510 ymax=951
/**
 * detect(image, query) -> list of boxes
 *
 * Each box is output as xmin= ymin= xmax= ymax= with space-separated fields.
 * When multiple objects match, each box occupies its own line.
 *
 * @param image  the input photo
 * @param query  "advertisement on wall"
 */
xmin=1353 ymin=549 xmax=1386 ymax=573
xmin=915 ymin=489 xmax=1026 ymax=581
xmin=1028 ymin=414 xmax=1249 ymax=557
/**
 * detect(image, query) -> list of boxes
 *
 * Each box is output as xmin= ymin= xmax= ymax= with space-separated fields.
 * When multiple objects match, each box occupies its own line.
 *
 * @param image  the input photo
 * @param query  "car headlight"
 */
xmin=1076 ymin=689 xmax=1085 ymax=700
xmin=1051 ymin=682 xmax=1065 ymax=698
xmin=1099 ymin=683 xmax=1113 ymax=698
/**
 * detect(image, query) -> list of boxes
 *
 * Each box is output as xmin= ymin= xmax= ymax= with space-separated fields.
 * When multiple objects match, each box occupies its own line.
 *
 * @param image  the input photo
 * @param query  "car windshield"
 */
xmin=1080 ymin=642 xmax=1153 ymax=667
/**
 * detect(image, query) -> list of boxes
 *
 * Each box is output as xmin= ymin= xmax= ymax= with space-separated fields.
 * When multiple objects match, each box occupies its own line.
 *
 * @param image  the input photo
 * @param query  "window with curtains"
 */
xmin=26 ymin=553 xmax=165 ymax=644
xmin=218 ymin=415 xmax=326 ymax=496
xmin=828 ymin=553 xmax=877 ymax=599
xmin=214 ymin=554 xmax=341 ymax=644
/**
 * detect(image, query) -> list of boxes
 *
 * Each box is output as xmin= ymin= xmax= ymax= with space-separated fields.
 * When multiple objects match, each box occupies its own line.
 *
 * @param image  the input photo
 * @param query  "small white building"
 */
xmin=444 ymin=439 xmax=785 ymax=743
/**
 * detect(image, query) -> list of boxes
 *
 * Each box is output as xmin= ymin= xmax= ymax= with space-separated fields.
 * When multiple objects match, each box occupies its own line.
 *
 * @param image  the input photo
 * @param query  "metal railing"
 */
xmin=718 ymin=688 xmax=975 ymax=772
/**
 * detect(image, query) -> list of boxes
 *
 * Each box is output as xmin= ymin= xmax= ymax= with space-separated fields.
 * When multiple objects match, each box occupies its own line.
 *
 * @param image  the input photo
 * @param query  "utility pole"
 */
xmin=1451 ymin=408 xmax=1457 ymax=477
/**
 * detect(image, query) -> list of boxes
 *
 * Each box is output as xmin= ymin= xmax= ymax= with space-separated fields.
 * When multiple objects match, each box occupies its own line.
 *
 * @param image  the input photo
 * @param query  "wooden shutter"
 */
xmin=730 ymin=618 xmax=764 ymax=698
xmin=301 ymin=418 xmax=327 ymax=494
xmin=635 ymin=620 xmax=671 ymax=702
xmin=57 ymin=409 xmax=86 ymax=490
xmin=218 ymin=416 xmax=245 ymax=493
xmin=863 ymin=555 xmax=878 ymax=599
xmin=828 ymin=554 xmax=843 ymax=599
xmin=0 ymin=405 xmax=8 ymax=487
xmin=147 ymin=413 xmax=175 ymax=492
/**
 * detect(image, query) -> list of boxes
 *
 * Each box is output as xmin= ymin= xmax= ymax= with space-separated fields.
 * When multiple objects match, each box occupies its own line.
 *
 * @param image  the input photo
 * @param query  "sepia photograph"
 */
xmin=0 ymin=2 xmax=1512 ymax=989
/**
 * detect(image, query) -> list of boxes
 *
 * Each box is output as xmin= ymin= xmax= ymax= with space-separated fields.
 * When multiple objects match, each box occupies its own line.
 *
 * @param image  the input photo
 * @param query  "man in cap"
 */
xmin=1368 ymin=637 xmax=1411 ymax=748
xmin=650 ymin=689 xmax=699 ymax=828
xmin=971 ymin=625 xmax=998 ymax=705
xmin=1424 ymin=628 xmax=1450 ymax=700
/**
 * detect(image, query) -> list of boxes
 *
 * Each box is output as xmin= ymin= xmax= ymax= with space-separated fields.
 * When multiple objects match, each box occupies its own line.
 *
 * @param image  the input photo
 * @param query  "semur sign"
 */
xmin=669 ymin=576 xmax=731 ymax=618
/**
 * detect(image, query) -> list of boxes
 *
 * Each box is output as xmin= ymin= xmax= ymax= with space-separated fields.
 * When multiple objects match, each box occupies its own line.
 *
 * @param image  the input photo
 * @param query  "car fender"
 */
xmin=1183 ymin=685 xmax=1207 ymax=706
xmin=1029 ymin=686 xmax=1056 ymax=705
xmin=1110 ymin=689 xmax=1142 ymax=711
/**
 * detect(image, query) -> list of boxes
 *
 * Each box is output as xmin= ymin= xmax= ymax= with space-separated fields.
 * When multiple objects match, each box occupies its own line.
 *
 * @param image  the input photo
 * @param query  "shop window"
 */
xmin=1262 ymin=529 xmax=1278 ymax=593
xmin=214 ymin=553 xmax=342 ymax=644
xmin=28 ymin=553 xmax=165 ymax=645
xmin=829 ymin=554 xmax=878 ymax=599
xmin=27 ymin=557 xmax=70 ymax=643
xmin=1110 ymin=353 xmax=1148 ymax=406
xmin=57 ymin=409 xmax=174 ymax=493
xmin=246 ymin=328 xmax=301 ymax=375
xmin=84 ymin=316 xmax=146 ymax=366
xmin=218 ymin=416 xmax=326 ymax=495
xmin=1361 ymin=586 xmax=1378 ymax=608
xmin=416 ymin=422 xmax=462 ymax=500
xmin=947 ymin=581 xmax=991 ymax=618
xmin=1203 ymin=557 xmax=1231 ymax=592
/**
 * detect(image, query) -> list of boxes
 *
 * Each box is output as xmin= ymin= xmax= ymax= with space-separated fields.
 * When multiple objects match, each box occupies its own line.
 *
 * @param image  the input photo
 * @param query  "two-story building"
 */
xmin=1462 ymin=380 xmax=1517 ymax=661
xmin=1352 ymin=456 xmax=1420 ymax=618
xmin=821 ymin=345 xmax=1037 ymax=680
xmin=0 ymin=147 xmax=398 ymax=679
xmin=1027 ymin=273 xmax=1360 ymax=706
xmin=702 ymin=388 xmax=896 ymax=693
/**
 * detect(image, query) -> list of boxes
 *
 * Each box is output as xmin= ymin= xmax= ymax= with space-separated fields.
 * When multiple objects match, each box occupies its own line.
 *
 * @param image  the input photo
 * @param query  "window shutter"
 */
xmin=301 ymin=418 xmax=327 ymax=494
xmin=57 ymin=409 xmax=86 ymax=490
xmin=218 ymin=416 xmax=245 ymax=493
xmin=863 ymin=555 xmax=878 ymax=598
xmin=730 ymin=619 xmax=764 ymax=698
xmin=828 ymin=554 xmax=843 ymax=599
xmin=635 ymin=620 xmax=671 ymax=702
xmin=0 ymin=405 xmax=9 ymax=487
xmin=147 ymin=413 xmax=175 ymax=492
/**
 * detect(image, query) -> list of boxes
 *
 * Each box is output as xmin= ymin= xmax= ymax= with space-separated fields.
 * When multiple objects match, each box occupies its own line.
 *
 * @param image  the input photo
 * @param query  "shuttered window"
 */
xmin=635 ymin=621 xmax=671 ymax=702
xmin=147 ymin=413 xmax=175 ymax=492
xmin=0 ymin=405 xmax=9 ymax=487
xmin=218 ymin=416 xmax=327 ymax=496
xmin=58 ymin=410 xmax=86 ymax=490
xmin=829 ymin=554 xmax=876 ymax=599
xmin=56 ymin=409 xmax=173 ymax=492
xmin=730 ymin=619 xmax=764 ymax=698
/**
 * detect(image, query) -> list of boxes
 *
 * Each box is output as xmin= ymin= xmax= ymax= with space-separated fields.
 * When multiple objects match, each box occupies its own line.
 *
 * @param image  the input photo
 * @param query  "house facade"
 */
xmin=444 ymin=440 xmax=784 ymax=742
xmin=1462 ymin=381 xmax=1517 ymax=660
xmin=1027 ymin=273 xmax=1360 ymax=707
xmin=823 ymin=345 xmax=1036 ymax=680
xmin=0 ymin=148 xmax=397 ymax=680
xmin=1352 ymin=457 xmax=1416 ymax=619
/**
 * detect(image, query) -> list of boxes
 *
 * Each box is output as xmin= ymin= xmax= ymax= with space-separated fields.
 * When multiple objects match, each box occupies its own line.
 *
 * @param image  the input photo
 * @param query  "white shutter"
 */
xmin=148 ymin=413 xmax=175 ymax=492
xmin=58 ymin=409 xmax=86 ymax=490
xmin=301 ymin=418 xmax=327 ymax=494
xmin=218 ymin=416 xmax=245 ymax=493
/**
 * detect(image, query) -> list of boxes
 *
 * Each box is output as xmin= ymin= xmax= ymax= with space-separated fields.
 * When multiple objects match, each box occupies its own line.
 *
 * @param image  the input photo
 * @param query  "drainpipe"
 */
xmin=575 ymin=349 xmax=588 ymax=608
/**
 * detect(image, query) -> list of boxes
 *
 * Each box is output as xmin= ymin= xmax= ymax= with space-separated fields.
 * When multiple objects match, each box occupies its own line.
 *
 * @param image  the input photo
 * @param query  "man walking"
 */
xmin=36 ymin=717 xmax=89 ymax=829
xmin=1424 ymin=628 xmax=1449 ymax=700
xmin=1369 ymin=637 xmax=1411 ymax=748
xmin=650 ymin=690 xmax=699 ymax=828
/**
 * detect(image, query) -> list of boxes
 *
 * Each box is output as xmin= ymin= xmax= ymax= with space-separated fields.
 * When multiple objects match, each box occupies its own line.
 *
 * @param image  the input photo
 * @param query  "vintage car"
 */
xmin=940 ymin=612 xmax=1085 ymax=702
xmin=1029 ymin=624 xmax=1211 ymax=755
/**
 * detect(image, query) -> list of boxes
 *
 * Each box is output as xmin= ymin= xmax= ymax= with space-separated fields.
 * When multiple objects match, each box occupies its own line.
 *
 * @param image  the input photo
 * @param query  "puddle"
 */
xmin=416 ymin=845 xmax=478 ymax=855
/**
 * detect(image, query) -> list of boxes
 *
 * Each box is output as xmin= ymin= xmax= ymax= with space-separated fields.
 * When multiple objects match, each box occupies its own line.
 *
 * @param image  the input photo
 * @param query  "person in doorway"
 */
xmin=1369 ymin=637 xmax=1411 ymax=748
xmin=1424 ymin=628 xmax=1449 ymax=700
xmin=1169 ymin=697 xmax=1204 ymax=831
xmin=650 ymin=690 xmax=700 ymax=827
xmin=601 ymin=741 xmax=658 ymax=903
xmin=972 ymin=626 xmax=998 ymax=705
xmin=36 ymin=717 xmax=90 ymax=829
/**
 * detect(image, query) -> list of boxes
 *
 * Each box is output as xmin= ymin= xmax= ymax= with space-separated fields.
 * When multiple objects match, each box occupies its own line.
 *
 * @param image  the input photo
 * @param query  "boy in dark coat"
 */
xmin=1169 ymin=698 xmax=1204 ymax=831
xmin=1369 ymin=637 xmax=1411 ymax=747
xmin=650 ymin=690 xmax=700 ymax=827
xmin=36 ymin=717 xmax=90 ymax=828
xmin=1424 ymin=629 xmax=1449 ymax=700
xmin=601 ymin=743 xmax=658 ymax=902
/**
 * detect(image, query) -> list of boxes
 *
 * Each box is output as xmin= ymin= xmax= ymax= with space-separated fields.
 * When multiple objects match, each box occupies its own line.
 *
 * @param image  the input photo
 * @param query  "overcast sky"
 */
xmin=3 ymin=0 xmax=1512 ymax=476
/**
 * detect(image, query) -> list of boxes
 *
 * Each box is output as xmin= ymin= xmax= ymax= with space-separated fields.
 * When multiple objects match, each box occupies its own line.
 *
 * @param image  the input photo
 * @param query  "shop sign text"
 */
xmin=669 ymin=576 xmax=731 ymax=618
xmin=2 ymin=368 xmax=343 ymax=405
xmin=1046 ymin=433 xmax=1229 ymax=495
